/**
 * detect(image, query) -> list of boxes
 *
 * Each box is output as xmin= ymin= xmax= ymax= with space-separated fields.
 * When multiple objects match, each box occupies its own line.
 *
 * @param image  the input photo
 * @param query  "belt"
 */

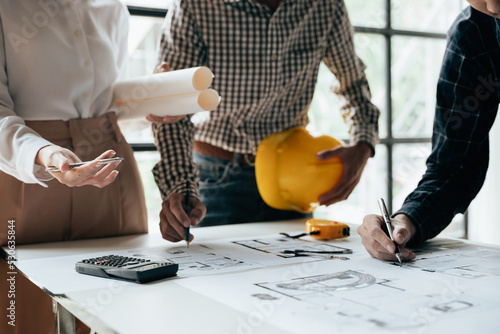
xmin=193 ymin=141 xmax=256 ymax=165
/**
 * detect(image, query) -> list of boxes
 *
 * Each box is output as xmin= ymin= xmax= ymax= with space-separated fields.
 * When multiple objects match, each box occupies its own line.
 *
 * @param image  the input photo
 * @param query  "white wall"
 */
xmin=468 ymin=107 xmax=500 ymax=246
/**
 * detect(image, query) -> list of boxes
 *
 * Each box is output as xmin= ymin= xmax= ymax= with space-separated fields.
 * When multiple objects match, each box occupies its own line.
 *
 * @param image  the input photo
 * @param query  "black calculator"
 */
xmin=75 ymin=255 xmax=178 ymax=283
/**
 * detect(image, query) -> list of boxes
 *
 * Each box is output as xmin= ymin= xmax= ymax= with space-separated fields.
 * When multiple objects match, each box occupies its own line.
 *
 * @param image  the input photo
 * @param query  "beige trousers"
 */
xmin=0 ymin=113 xmax=148 ymax=333
xmin=0 ymin=112 xmax=148 ymax=245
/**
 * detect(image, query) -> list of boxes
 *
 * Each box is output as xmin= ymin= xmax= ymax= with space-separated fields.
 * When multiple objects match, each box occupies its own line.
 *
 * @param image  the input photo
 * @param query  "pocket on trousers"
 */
xmin=198 ymin=161 xmax=230 ymax=187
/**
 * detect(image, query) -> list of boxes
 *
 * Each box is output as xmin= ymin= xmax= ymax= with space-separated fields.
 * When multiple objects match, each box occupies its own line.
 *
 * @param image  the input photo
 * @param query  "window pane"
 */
xmin=391 ymin=0 xmax=463 ymax=34
xmin=314 ymin=144 xmax=388 ymax=224
xmin=391 ymin=36 xmax=446 ymax=138
xmin=128 ymin=16 xmax=164 ymax=78
xmin=354 ymin=33 xmax=387 ymax=138
xmin=392 ymin=143 xmax=431 ymax=209
xmin=308 ymin=33 xmax=386 ymax=139
xmin=134 ymin=151 xmax=163 ymax=232
xmin=345 ymin=0 xmax=386 ymax=28
xmin=123 ymin=0 xmax=173 ymax=10
xmin=122 ymin=15 xmax=165 ymax=144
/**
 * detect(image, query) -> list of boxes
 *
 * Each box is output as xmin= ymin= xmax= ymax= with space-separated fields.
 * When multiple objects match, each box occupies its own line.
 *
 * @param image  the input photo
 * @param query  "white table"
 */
xmin=3 ymin=220 xmax=500 ymax=334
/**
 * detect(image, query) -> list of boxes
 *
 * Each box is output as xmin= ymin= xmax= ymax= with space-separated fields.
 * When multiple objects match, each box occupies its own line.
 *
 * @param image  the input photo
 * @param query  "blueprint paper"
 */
xmin=112 ymin=66 xmax=220 ymax=119
xmin=14 ymin=235 xmax=350 ymax=294
xmin=176 ymin=239 xmax=500 ymax=333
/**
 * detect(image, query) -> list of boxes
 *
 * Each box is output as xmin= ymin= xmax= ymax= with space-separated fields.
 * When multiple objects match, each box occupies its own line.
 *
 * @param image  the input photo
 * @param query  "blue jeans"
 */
xmin=193 ymin=152 xmax=311 ymax=227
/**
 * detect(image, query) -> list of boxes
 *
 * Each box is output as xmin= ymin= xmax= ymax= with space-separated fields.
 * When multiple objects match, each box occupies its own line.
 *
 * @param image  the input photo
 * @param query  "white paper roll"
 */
xmin=113 ymin=66 xmax=220 ymax=120
xmin=116 ymin=89 xmax=221 ymax=121
xmin=113 ymin=67 xmax=214 ymax=104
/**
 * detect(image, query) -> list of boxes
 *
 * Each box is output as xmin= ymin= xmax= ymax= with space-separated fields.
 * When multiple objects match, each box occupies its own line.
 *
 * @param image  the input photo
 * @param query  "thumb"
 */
xmin=52 ymin=152 xmax=72 ymax=173
xmin=394 ymin=225 xmax=410 ymax=245
xmin=317 ymin=146 xmax=344 ymax=160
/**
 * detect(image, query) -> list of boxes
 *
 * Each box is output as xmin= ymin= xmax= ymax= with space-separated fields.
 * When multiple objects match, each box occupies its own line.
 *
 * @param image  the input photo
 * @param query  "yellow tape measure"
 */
xmin=305 ymin=219 xmax=350 ymax=240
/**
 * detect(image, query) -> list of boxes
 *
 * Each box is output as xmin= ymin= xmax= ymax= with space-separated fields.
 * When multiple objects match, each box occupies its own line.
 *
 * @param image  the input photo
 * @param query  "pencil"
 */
xmin=185 ymin=181 xmax=191 ymax=248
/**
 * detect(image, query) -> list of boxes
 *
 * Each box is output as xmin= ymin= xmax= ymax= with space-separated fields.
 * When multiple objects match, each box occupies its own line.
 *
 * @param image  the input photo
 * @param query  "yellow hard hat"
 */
xmin=255 ymin=127 xmax=344 ymax=213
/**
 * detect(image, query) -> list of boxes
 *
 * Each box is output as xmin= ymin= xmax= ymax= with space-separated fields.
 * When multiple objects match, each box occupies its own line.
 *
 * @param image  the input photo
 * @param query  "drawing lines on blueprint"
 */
xmin=392 ymin=241 xmax=500 ymax=278
xmin=233 ymin=237 xmax=351 ymax=258
xmin=252 ymin=269 xmax=488 ymax=331
xmin=130 ymin=244 xmax=248 ymax=273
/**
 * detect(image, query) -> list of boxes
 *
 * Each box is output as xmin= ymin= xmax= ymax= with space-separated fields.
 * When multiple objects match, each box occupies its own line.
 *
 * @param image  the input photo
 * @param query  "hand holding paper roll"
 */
xmin=113 ymin=65 xmax=220 ymax=121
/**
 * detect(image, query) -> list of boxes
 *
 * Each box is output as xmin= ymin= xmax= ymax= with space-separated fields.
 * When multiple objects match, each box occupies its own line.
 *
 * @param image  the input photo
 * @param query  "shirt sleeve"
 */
xmin=0 ymin=15 xmax=53 ymax=187
xmin=322 ymin=0 xmax=380 ymax=154
xmin=394 ymin=16 xmax=500 ymax=246
xmin=153 ymin=0 xmax=206 ymax=199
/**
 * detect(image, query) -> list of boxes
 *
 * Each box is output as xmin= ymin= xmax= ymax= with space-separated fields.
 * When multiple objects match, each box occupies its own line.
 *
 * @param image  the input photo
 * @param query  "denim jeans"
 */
xmin=193 ymin=151 xmax=311 ymax=227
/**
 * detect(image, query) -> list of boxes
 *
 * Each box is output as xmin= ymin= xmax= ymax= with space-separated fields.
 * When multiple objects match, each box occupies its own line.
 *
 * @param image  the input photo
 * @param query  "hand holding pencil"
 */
xmin=158 ymin=182 xmax=206 ymax=244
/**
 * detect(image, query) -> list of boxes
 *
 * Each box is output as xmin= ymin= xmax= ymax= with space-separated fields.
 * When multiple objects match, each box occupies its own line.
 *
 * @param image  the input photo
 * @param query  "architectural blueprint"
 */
xmin=14 ymin=232 xmax=500 ymax=332
xmin=177 ymin=237 xmax=500 ymax=333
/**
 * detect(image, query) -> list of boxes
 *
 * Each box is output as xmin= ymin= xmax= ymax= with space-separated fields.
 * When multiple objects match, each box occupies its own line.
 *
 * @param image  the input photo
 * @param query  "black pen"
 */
xmin=184 ymin=181 xmax=191 ymax=248
xmin=378 ymin=198 xmax=402 ymax=266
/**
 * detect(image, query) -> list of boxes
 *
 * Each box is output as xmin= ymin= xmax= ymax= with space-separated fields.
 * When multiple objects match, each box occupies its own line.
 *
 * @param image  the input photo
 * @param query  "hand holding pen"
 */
xmin=36 ymin=146 xmax=122 ymax=188
xmin=357 ymin=201 xmax=416 ymax=262
xmin=378 ymin=198 xmax=402 ymax=265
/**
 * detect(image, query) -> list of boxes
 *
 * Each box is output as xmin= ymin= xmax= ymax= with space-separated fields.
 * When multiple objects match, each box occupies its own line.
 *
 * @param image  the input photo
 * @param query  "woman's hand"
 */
xmin=36 ymin=146 xmax=121 ymax=188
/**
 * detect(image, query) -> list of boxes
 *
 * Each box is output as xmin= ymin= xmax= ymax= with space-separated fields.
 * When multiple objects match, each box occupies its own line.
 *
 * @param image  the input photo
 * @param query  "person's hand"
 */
xmin=36 ymin=145 xmax=121 ymax=188
xmin=159 ymin=192 xmax=206 ymax=243
xmin=357 ymin=213 xmax=416 ymax=261
xmin=316 ymin=142 xmax=372 ymax=206
xmin=146 ymin=62 xmax=187 ymax=124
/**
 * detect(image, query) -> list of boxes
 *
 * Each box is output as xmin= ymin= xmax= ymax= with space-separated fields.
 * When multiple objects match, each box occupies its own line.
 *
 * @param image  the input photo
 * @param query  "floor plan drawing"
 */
xmin=393 ymin=241 xmax=500 ymax=279
xmin=128 ymin=244 xmax=253 ymax=276
xmin=233 ymin=237 xmax=352 ymax=258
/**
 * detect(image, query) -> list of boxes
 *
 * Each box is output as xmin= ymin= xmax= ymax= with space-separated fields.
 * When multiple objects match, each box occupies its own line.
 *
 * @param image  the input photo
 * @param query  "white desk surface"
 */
xmin=4 ymin=219 xmax=500 ymax=334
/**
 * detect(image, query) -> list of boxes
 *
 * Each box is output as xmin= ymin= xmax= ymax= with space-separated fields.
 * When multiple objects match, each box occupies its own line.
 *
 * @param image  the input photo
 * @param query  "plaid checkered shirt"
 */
xmin=153 ymin=0 xmax=380 ymax=199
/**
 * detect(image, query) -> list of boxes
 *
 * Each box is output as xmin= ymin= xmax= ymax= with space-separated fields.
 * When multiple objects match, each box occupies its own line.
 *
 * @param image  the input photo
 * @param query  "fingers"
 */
xmin=95 ymin=149 xmax=117 ymax=160
xmin=52 ymin=150 xmax=121 ymax=188
xmin=189 ymin=201 xmax=206 ymax=227
xmin=357 ymin=214 xmax=415 ymax=262
xmin=319 ymin=178 xmax=354 ymax=206
xmin=154 ymin=62 xmax=170 ymax=74
xmin=146 ymin=114 xmax=186 ymax=124
xmin=52 ymin=151 xmax=75 ymax=173
xmin=317 ymin=145 xmax=369 ymax=206
xmin=158 ymin=194 xmax=207 ymax=243
xmin=159 ymin=195 xmax=188 ymax=243
xmin=159 ymin=201 xmax=186 ymax=242
xmin=42 ymin=146 xmax=81 ymax=172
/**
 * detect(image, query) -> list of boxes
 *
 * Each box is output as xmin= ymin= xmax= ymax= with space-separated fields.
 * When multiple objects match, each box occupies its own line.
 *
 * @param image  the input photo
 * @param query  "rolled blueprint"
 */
xmin=113 ymin=67 xmax=220 ymax=120
xmin=116 ymin=89 xmax=220 ymax=121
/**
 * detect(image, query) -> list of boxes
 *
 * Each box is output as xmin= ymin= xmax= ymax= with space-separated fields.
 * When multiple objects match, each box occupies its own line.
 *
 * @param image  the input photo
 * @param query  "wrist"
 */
xmin=353 ymin=141 xmax=372 ymax=159
xmin=35 ymin=145 xmax=53 ymax=167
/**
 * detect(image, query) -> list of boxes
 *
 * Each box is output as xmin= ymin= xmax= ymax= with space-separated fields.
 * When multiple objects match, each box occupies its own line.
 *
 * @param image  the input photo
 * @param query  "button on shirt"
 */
xmin=0 ymin=0 xmax=128 ymax=185
xmin=153 ymin=0 xmax=380 ymax=199
xmin=395 ymin=7 xmax=500 ymax=246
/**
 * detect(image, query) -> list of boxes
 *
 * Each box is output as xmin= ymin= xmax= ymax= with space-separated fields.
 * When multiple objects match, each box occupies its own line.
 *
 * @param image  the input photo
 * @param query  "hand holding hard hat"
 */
xmin=255 ymin=127 xmax=371 ymax=212
xmin=255 ymin=127 xmax=344 ymax=212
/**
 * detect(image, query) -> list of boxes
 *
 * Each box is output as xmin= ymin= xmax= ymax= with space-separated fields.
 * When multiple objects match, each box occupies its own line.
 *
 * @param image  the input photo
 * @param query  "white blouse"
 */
xmin=0 ymin=0 xmax=128 ymax=186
